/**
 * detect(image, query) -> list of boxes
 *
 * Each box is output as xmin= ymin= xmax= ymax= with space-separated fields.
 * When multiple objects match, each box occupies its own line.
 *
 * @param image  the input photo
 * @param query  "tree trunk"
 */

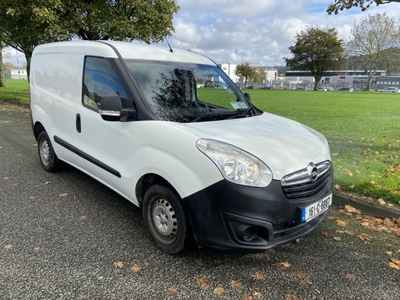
xmin=313 ymin=75 xmax=323 ymax=91
xmin=0 ymin=41 xmax=6 ymax=88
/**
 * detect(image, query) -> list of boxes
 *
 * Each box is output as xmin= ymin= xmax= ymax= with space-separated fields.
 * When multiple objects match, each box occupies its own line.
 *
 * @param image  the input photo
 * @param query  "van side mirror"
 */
xmin=244 ymin=92 xmax=251 ymax=102
xmin=99 ymin=94 xmax=122 ymax=121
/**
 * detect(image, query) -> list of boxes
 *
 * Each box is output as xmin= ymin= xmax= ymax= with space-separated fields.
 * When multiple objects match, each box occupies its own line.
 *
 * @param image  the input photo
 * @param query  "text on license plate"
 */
xmin=301 ymin=194 xmax=332 ymax=223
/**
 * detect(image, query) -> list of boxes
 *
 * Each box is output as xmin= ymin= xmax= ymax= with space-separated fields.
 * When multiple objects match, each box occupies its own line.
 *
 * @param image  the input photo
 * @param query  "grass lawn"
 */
xmin=1 ymin=80 xmax=399 ymax=204
xmin=246 ymin=89 xmax=400 ymax=204
xmin=0 ymin=79 xmax=29 ymax=102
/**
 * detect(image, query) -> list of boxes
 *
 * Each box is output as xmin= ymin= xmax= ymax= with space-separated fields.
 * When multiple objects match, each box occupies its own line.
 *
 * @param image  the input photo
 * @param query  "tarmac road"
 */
xmin=1 ymin=100 xmax=399 ymax=300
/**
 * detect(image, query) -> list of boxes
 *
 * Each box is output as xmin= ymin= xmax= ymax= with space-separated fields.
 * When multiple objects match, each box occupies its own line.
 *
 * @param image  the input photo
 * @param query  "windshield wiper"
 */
xmin=191 ymin=111 xmax=239 ymax=122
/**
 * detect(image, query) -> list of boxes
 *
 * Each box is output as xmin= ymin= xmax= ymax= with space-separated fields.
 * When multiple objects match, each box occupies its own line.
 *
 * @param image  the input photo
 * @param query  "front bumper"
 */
xmin=182 ymin=177 xmax=332 ymax=253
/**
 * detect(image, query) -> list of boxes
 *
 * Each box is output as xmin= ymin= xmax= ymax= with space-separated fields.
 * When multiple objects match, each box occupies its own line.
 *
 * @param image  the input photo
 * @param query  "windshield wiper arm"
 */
xmin=191 ymin=111 xmax=238 ymax=122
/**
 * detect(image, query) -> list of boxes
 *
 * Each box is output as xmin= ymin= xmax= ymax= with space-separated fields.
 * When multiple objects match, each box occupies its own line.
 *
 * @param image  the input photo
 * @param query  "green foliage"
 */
xmin=0 ymin=0 xmax=179 ymax=76
xmin=285 ymin=27 xmax=344 ymax=91
xmin=327 ymin=0 xmax=397 ymax=14
xmin=348 ymin=13 xmax=400 ymax=90
xmin=245 ymin=89 xmax=400 ymax=204
xmin=235 ymin=63 xmax=255 ymax=88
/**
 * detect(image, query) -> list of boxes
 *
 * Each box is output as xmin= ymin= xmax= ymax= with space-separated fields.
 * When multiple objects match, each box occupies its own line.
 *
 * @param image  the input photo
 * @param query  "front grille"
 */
xmin=281 ymin=161 xmax=332 ymax=200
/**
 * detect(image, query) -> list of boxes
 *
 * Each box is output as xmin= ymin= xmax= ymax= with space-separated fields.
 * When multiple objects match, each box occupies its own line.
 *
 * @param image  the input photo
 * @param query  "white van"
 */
xmin=30 ymin=41 xmax=332 ymax=254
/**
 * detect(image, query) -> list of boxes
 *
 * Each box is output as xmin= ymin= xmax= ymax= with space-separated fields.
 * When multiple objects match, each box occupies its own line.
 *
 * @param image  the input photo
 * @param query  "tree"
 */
xmin=0 ymin=0 xmax=179 ymax=77
xmin=348 ymin=13 xmax=400 ymax=90
xmin=327 ymin=0 xmax=400 ymax=14
xmin=252 ymin=67 xmax=267 ymax=84
xmin=235 ymin=63 xmax=256 ymax=88
xmin=285 ymin=27 xmax=344 ymax=91
xmin=0 ymin=41 xmax=5 ymax=87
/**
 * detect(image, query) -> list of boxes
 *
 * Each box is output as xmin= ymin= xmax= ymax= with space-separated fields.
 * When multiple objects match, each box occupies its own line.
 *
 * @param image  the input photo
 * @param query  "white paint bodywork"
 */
xmin=30 ymin=41 xmax=331 ymax=207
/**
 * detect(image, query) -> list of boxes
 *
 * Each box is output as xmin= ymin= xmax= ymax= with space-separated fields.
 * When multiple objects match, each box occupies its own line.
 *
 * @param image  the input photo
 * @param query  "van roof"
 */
xmin=33 ymin=40 xmax=214 ymax=65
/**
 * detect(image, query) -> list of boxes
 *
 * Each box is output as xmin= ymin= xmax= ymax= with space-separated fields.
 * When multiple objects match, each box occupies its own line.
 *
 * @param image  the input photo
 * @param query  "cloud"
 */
xmin=163 ymin=0 xmax=398 ymax=66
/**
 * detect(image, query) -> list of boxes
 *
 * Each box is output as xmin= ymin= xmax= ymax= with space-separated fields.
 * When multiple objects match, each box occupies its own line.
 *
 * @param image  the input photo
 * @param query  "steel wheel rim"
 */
xmin=40 ymin=139 xmax=50 ymax=166
xmin=151 ymin=197 xmax=178 ymax=243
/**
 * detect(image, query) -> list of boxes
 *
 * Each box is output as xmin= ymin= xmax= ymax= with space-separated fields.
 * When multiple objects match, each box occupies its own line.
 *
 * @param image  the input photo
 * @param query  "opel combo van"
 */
xmin=30 ymin=41 xmax=332 ymax=254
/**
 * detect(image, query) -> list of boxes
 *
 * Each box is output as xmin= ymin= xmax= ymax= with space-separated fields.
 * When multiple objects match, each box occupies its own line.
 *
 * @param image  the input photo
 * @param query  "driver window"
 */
xmin=82 ymin=57 xmax=128 ymax=110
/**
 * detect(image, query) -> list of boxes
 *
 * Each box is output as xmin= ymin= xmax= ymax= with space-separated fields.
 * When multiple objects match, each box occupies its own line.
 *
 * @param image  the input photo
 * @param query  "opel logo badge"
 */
xmin=307 ymin=163 xmax=319 ymax=182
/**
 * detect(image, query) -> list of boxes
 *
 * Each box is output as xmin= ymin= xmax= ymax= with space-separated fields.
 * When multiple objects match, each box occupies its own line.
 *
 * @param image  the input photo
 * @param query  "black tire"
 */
xmin=37 ymin=131 xmax=59 ymax=172
xmin=142 ymin=184 xmax=192 ymax=254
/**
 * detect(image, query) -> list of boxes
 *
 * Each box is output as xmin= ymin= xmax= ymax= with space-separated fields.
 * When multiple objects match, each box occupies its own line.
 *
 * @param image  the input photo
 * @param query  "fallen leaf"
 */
xmin=390 ymin=258 xmax=400 ymax=266
xmin=315 ymin=289 xmax=321 ymax=294
xmin=300 ymin=280 xmax=311 ymax=286
xmin=327 ymin=216 xmax=337 ymax=220
xmin=277 ymin=262 xmax=291 ymax=269
xmin=383 ymin=218 xmax=395 ymax=227
xmin=243 ymin=294 xmax=252 ymax=300
xmin=214 ymin=285 xmax=224 ymax=295
xmin=3 ymin=244 xmax=12 ymax=249
xmin=336 ymin=220 xmax=347 ymax=227
xmin=131 ymin=262 xmax=148 ymax=272
xmin=333 ymin=184 xmax=341 ymax=190
xmin=196 ymin=275 xmax=208 ymax=284
xmin=4 ymin=177 xmax=9 ymax=180
xmin=79 ymin=215 xmax=87 ymax=220
xmin=44 ymin=181 xmax=50 ymax=185
xmin=59 ymin=193 xmax=69 ymax=197
xmin=214 ymin=259 xmax=222 ymax=265
xmin=253 ymin=291 xmax=262 ymax=300
xmin=252 ymin=272 xmax=264 ymax=280
xmin=230 ymin=280 xmax=241 ymax=288
xmin=358 ymin=233 xmax=374 ymax=241
xmin=388 ymin=262 xmax=400 ymax=270
xmin=377 ymin=198 xmax=386 ymax=205
xmin=374 ymin=218 xmax=383 ymax=224
xmin=289 ymin=269 xmax=306 ymax=279
xmin=29 ymin=196 xmax=38 ymax=200
xmin=196 ymin=259 xmax=203 ymax=265
xmin=33 ymin=246 xmax=40 ymax=251
xmin=167 ymin=287 xmax=177 ymax=294
xmin=386 ymin=251 xmax=393 ymax=256
xmin=285 ymin=293 xmax=300 ymax=300
xmin=114 ymin=261 xmax=124 ymax=268
xmin=295 ymin=238 xmax=301 ymax=243
xmin=333 ymin=236 xmax=342 ymax=241
xmin=346 ymin=273 xmax=357 ymax=281
xmin=322 ymin=230 xmax=329 ymax=237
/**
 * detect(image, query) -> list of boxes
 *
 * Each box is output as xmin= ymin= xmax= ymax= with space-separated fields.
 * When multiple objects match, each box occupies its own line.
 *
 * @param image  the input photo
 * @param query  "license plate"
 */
xmin=301 ymin=194 xmax=332 ymax=222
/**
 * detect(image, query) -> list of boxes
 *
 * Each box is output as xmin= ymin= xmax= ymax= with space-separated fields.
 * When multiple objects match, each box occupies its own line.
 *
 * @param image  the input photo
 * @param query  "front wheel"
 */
xmin=37 ymin=131 xmax=59 ymax=172
xmin=142 ymin=185 xmax=192 ymax=254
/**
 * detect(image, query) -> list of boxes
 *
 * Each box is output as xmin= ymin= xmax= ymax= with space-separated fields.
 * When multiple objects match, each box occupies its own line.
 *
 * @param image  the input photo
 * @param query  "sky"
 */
xmin=2 ymin=0 xmax=399 ymax=67
xmin=159 ymin=0 xmax=399 ymax=66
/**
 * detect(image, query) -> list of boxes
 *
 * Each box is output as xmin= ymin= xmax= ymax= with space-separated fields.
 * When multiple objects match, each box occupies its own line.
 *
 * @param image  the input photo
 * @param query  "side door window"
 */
xmin=83 ymin=57 xmax=128 ymax=110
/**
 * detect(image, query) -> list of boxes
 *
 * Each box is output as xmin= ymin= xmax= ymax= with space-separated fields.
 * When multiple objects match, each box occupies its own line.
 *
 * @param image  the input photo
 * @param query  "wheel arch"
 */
xmin=136 ymin=173 xmax=177 ymax=208
xmin=33 ymin=121 xmax=46 ymax=141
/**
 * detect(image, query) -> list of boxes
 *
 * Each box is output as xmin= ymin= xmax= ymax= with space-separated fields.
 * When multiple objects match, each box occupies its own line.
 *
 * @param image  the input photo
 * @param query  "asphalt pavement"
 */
xmin=1 ymin=100 xmax=399 ymax=300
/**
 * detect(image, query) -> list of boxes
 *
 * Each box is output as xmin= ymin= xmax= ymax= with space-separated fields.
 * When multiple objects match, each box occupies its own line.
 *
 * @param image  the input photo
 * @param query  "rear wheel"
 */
xmin=142 ymin=184 xmax=192 ymax=254
xmin=37 ymin=131 xmax=59 ymax=172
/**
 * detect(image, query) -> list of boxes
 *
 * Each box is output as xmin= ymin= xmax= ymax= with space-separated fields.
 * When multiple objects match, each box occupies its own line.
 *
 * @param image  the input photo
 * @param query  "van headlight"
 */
xmin=197 ymin=139 xmax=272 ymax=187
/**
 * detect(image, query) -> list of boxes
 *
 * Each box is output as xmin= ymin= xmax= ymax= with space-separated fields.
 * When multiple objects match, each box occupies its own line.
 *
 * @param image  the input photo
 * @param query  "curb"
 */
xmin=333 ymin=191 xmax=400 ymax=219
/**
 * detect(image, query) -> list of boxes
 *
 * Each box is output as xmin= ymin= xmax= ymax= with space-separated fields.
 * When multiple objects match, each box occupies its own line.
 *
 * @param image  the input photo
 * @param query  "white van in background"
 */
xmin=30 ymin=41 xmax=332 ymax=254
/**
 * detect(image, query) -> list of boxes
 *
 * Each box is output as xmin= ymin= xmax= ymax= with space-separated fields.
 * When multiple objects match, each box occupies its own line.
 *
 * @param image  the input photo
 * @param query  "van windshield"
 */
xmin=125 ymin=61 xmax=253 ymax=122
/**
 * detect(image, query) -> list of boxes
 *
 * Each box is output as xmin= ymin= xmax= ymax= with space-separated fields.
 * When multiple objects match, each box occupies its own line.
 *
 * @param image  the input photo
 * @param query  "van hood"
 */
xmin=175 ymin=112 xmax=331 ymax=180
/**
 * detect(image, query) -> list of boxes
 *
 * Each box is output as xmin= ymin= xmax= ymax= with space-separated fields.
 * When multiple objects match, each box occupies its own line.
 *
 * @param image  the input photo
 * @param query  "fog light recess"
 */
xmin=236 ymin=225 xmax=258 ymax=242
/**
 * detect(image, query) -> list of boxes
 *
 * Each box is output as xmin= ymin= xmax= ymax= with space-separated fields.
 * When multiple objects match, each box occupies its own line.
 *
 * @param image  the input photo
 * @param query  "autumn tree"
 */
xmin=327 ymin=0 xmax=400 ymax=14
xmin=235 ymin=63 xmax=256 ymax=88
xmin=0 ymin=0 xmax=179 ymax=76
xmin=252 ymin=67 xmax=267 ymax=84
xmin=0 ymin=41 xmax=5 ymax=87
xmin=285 ymin=27 xmax=344 ymax=91
xmin=348 ymin=13 xmax=400 ymax=90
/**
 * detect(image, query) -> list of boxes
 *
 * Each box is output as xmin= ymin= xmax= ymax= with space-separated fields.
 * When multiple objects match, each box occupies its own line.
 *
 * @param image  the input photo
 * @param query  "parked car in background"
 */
xmin=337 ymin=87 xmax=353 ymax=92
xmin=378 ymin=87 xmax=400 ymax=93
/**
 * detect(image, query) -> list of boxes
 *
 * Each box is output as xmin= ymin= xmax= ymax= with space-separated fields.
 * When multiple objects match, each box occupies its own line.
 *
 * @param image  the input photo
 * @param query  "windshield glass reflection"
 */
xmin=126 ymin=61 xmax=251 ymax=122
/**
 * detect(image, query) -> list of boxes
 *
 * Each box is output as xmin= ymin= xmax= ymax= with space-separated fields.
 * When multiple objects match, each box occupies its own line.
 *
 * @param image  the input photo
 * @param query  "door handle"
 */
xmin=76 ymin=114 xmax=81 ymax=133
